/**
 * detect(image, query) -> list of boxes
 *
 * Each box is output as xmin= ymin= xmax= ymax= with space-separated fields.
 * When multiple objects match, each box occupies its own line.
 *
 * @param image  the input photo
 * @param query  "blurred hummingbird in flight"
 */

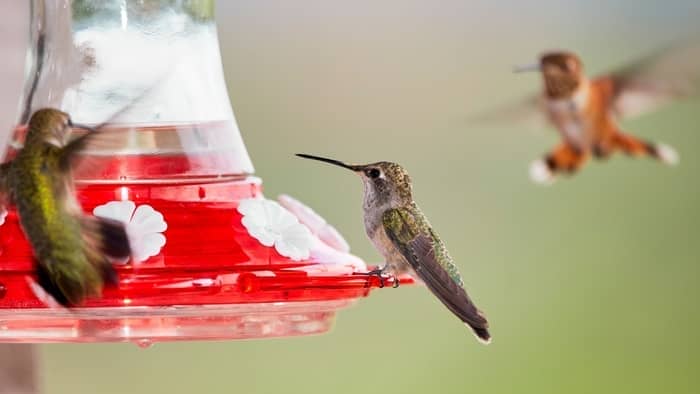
xmin=486 ymin=42 xmax=700 ymax=183
xmin=0 ymin=108 xmax=131 ymax=306
xmin=297 ymin=154 xmax=491 ymax=344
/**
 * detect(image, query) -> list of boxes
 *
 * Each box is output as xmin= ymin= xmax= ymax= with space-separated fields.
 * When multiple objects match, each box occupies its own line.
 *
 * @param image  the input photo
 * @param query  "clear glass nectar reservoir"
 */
xmin=0 ymin=0 xmax=400 ymax=344
xmin=13 ymin=0 xmax=253 ymax=181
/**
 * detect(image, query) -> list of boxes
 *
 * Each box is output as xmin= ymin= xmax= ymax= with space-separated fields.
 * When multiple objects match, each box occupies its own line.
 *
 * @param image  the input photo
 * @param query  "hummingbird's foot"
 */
xmin=366 ymin=268 xmax=386 ymax=288
xmin=361 ymin=267 xmax=401 ymax=289
xmin=354 ymin=270 xmax=381 ymax=287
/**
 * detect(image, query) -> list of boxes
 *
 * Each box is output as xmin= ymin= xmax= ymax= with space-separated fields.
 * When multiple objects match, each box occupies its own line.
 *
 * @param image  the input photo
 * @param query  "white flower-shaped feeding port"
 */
xmin=277 ymin=194 xmax=366 ymax=272
xmin=0 ymin=207 xmax=7 ymax=226
xmin=93 ymin=201 xmax=168 ymax=263
xmin=277 ymin=194 xmax=350 ymax=253
xmin=238 ymin=198 xmax=314 ymax=261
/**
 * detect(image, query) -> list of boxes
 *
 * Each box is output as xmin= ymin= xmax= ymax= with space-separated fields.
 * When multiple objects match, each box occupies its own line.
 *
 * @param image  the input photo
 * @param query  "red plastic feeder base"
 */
xmin=0 ymin=176 xmax=411 ymax=343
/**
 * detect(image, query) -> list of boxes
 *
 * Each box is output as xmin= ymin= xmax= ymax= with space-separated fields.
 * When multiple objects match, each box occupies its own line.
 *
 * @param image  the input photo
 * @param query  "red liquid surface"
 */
xmin=0 ymin=124 xmax=408 ymax=342
xmin=6 ymin=121 xmax=252 ymax=181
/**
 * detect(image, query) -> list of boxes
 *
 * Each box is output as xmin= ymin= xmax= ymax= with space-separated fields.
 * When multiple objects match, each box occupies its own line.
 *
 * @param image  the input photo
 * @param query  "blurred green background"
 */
xmin=13 ymin=0 xmax=700 ymax=393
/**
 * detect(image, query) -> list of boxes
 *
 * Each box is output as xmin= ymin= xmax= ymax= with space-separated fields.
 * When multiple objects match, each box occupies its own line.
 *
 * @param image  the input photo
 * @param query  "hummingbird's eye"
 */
xmin=366 ymin=168 xmax=381 ymax=179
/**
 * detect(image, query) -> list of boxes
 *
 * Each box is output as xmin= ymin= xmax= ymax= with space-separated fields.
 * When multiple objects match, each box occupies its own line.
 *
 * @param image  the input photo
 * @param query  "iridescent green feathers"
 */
xmin=382 ymin=204 xmax=463 ymax=286
xmin=0 ymin=108 xmax=131 ymax=306
xmin=382 ymin=204 xmax=491 ymax=343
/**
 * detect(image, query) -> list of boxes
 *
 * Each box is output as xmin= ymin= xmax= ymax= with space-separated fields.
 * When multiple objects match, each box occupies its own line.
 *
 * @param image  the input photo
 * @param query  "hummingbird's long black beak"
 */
xmin=513 ymin=63 xmax=542 ymax=73
xmin=296 ymin=153 xmax=362 ymax=171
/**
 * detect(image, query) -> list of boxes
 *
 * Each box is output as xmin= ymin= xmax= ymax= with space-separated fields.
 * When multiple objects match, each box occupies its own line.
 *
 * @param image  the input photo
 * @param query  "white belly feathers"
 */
xmin=546 ymin=84 xmax=590 ymax=148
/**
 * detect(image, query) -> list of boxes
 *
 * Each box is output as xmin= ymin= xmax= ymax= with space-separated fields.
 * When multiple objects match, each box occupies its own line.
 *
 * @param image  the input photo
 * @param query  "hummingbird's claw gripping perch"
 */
xmin=353 ymin=267 xmax=398 ymax=289
xmin=366 ymin=267 xmax=386 ymax=288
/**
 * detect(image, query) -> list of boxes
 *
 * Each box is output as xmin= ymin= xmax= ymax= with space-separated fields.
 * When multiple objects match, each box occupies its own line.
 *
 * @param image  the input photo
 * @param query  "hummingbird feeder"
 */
xmin=0 ymin=0 xmax=403 ymax=344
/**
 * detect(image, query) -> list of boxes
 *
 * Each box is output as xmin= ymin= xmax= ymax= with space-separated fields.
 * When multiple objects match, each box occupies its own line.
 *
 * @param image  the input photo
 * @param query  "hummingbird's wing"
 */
xmin=59 ymin=71 xmax=175 ymax=172
xmin=382 ymin=206 xmax=491 ymax=344
xmin=58 ymin=133 xmax=97 ymax=171
xmin=57 ymin=126 xmax=131 ymax=173
xmin=465 ymin=95 xmax=548 ymax=132
xmin=605 ymin=39 xmax=700 ymax=118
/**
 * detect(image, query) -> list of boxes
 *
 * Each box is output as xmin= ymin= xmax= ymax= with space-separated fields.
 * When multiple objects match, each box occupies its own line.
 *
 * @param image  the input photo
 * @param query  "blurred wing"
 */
xmin=466 ymin=94 xmax=547 ymax=130
xmin=382 ymin=207 xmax=490 ymax=343
xmin=60 ymin=68 xmax=176 ymax=171
xmin=58 ymin=127 xmax=128 ymax=172
xmin=607 ymin=39 xmax=700 ymax=118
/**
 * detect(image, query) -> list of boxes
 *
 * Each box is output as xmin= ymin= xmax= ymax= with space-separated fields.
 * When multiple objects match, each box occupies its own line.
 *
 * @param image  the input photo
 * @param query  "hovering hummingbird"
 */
xmin=0 ymin=108 xmax=131 ymax=306
xmin=497 ymin=43 xmax=700 ymax=183
xmin=296 ymin=154 xmax=491 ymax=344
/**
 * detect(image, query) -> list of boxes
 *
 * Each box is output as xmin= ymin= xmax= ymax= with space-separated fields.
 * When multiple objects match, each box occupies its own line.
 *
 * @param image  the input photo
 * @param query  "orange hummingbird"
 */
xmin=508 ymin=44 xmax=700 ymax=183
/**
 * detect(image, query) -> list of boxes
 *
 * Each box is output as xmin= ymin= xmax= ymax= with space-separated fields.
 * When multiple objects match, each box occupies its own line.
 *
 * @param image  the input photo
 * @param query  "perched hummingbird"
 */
xmin=491 ymin=43 xmax=700 ymax=183
xmin=296 ymin=154 xmax=491 ymax=343
xmin=0 ymin=108 xmax=131 ymax=306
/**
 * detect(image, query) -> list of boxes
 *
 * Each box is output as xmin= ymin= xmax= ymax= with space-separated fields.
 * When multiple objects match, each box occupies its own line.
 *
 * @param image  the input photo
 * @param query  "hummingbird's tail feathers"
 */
xmin=609 ymin=132 xmax=680 ymax=165
xmin=74 ymin=215 xmax=128 ymax=298
xmin=26 ymin=275 xmax=65 ymax=309
xmin=470 ymin=324 xmax=492 ymax=345
xmin=34 ymin=263 xmax=71 ymax=307
xmin=33 ymin=256 xmax=111 ymax=307
xmin=98 ymin=258 xmax=120 ymax=286
xmin=652 ymin=143 xmax=680 ymax=166
xmin=531 ymin=143 xmax=588 ymax=184
xmin=96 ymin=217 xmax=131 ymax=259
xmin=419 ymin=266 xmax=491 ymax=345
xmin=529 ymin=159 xmax=555 ymax=185
xmin=650 ymin=143 xmax=680 ymax=166
xmin=80 ymin=216 xmax=132 ymax=260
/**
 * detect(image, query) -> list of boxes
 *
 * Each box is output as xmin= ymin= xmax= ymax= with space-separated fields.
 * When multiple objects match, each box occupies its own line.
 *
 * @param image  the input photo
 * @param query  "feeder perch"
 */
xmin=0 ymin=0 xmax=411 ymax=344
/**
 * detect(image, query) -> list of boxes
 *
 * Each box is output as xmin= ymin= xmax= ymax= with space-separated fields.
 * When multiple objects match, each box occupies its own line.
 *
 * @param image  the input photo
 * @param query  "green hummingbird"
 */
xmin=0 ymin=108 xmax=131 ymax=306
xmin=296 ymin=154 xmax=491 ymax=344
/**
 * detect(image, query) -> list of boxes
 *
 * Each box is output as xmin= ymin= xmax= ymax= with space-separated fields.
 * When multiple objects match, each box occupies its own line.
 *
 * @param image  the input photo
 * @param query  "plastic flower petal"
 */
xmin=0 ymin=207 xmax=7 ymax=226
xmin=238 ymin=198 xmax=313 ymax=261
xmin=93 ymin=201 xmax=168 ymax=264
xmin=277 ymin=194 xmax=350 ymax=253
xmin=128 ymin=205 xmax=167 ymax=263
xmin=93 ymin=200 xmax=136 ymax=224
